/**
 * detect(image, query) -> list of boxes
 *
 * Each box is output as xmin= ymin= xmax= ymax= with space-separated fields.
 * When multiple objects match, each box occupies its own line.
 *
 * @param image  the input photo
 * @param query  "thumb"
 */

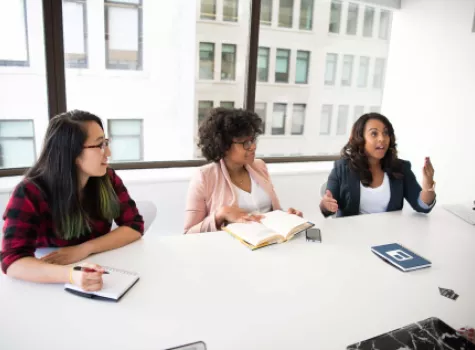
xmin=325 ymin=190 xmax=333 ymax=198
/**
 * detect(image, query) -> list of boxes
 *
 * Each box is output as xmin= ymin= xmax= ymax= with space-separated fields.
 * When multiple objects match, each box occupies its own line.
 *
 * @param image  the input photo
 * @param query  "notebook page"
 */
xmin=225 ymin=222 xmax=280 ymax=246
xmin=260 ymin=210 xmax=309 ymax=237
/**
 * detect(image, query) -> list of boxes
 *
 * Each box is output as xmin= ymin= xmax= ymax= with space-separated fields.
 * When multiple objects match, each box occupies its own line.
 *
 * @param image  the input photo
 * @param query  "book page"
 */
xmin=225 ymin=222 xmax=281 ymax=247
xmin=260 ymin=210 xmax=311 ymax=238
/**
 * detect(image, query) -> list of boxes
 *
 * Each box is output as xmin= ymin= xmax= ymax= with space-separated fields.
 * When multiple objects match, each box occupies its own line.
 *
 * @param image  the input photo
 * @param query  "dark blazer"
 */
xmin=323 ymin=158 xmax=435 ymax=218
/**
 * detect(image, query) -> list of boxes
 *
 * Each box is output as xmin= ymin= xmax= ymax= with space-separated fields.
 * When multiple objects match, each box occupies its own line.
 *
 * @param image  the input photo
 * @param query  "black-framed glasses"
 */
xmin=83 ymin=138 xmax=110 ymax=152
xmin=233 ymin=137 xmax=257 ymax=150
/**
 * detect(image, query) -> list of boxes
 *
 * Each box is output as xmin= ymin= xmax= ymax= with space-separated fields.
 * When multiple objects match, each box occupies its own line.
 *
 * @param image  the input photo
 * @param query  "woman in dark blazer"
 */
xmin=320 ymin=113 xmax=436 ymax=217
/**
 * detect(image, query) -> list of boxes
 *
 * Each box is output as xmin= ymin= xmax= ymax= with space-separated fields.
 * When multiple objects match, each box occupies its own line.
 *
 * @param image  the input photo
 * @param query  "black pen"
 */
xmin=73 ymin=266 xmax=109 ymax=274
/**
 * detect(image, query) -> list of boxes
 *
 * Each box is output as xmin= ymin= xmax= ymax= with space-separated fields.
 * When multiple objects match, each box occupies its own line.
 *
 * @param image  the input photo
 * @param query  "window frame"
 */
xmin=295 ymin=50 xmax=310 ymax=84
xmin=275 ymin=48 xmax=291 ymax=83
xmin=0 ymin=0 xmax=30 ymax=67
xmin=0 ymin=119 xmax=36 ymax=169
xmin=107 ymin=118 xmax=144 ymax=162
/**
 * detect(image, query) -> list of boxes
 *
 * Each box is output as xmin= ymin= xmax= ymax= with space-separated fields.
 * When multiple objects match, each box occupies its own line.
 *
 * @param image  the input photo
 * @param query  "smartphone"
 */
xmin=306 ymin=228 xmax=322 ymax=243
xmin=165 ymin=341 xmax=207 ymax=350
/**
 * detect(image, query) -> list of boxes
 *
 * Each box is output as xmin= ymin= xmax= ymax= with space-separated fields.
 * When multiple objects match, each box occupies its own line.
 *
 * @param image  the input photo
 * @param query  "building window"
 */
xmin=108 ymin=119 xmax=143 ymax=162
xmin=198 ymin=101 xmax=214 ymax=126
xmin=295 ymin=50 xmax=310 ymax=84
xmin=199 ymin=42 xmax=215 ymax=80
xmin=63 ymin=0 xmax=88 ymax=68
xmin=220 ymin=101 xmax=235 ymax=108
xmin=341 ymin=54 xmax=354 ymax=86
xmin=336 ymin=105 xmax=349 ymax=135
xmin=278 ymin=0 xmax=293 ymax=28
xmin=0 ymin=120 xmax=35 ymax=168
xmin=0 ymin=0 xmax=29 ymax=67
xmin=255 ymin=102 xmax=267 ymax=134
xmin=353 ymin=105 xmax=365 ymax=122
xmin=346 ymin=3 xmax=359 ymax=35
xmin=320 ymin=105 xmax=332 ymax=135
xmin=373 ymin=58 xmax=386 ymax=88
xmin=357 ymin=56 xmax=370 ymax=87
xmin=329 ymin=1 xmax=342 ymax=34
xmin=221 ymin=44 xmax=236 ymax=80
xmin=223 ymin=0 xmax=238 ymax=22
xmin=363 ymin=6 xmax=375 ymax=37
xmin=200 ymin=0 xmax=216 ymax=20
xmin=105 ymin=0 xmax=142 ymax=70
xmin=370 ymin=106 xmax=381 ymax=113
xmin=299 ymin=0 xmax=314 ymax=30
xmin=260 ymin=0 xmax=273 ymax=25
xmin=272 ymin=103 xmax=287 ymax=135
xmin=257 ymin=47 xmax=270 ymax=82
xmin=324 ymin=53 xmax=338 ymax=86
xmin=379 ymin=10 xmax=391 ymax=40
xmin=275 ymin=49 xmax=290 ymax=83
xmin=291 ymin=104 xmax=306 ymax=135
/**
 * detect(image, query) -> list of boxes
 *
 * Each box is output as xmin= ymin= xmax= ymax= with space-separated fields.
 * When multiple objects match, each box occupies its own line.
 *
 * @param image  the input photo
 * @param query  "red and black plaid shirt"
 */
xmin=1 ymin=168 xmax=144 ymax=273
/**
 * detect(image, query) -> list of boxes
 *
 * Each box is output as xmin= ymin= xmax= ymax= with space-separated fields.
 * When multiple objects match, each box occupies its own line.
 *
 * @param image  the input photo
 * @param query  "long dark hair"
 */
xmin=341 ymin=113 xmax=403 ymax=186
xmin=25 ymin=110 xmax=119 ymax=240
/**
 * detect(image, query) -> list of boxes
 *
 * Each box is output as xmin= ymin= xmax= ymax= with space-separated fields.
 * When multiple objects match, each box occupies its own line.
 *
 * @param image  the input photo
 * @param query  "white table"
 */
xmin=1 ymin=208 xmax=474 ymax=350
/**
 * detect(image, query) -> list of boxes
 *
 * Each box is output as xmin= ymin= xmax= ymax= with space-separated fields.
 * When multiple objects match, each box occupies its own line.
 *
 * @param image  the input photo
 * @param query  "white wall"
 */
xmin=382 ymin=0 xmax=475 ymax=204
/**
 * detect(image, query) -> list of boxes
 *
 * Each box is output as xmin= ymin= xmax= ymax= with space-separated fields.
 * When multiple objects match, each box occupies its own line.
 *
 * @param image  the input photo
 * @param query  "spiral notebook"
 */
xmin=64 ymin=266 xmax=139 ymax=302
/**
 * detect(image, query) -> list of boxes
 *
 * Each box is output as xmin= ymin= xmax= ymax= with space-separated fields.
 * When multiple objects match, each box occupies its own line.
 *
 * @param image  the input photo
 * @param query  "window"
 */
xmin=258 ymin=47 xmax=270 ymax=82
xmin=341 ymin=54 xmax=354 ymax=86
xmin=336 ymin=105 xmax=349 ymax=135
xmin=63 ymin=0 xmax=88 ymax=68
xmin=0 ymin=0 xmax=29 ymax=66
xmin=299 ymin=0 xmax=314 ymax=30
xmin=353 ymin=105 xmax=365 ymax=122
xmin=105 ymin=0 xmax=142 ymax=70
xmin=324 ymin=53 xmax=338 ymax=86
xmin=221 ymin=44 xmax=236 ymax=80
xmin=279 ymin=0 xmax=294 ymax=28
xmin=291 ymin=104 xmax=306 ymax=135
xmin=255 ymin=103 xmax=267 ymax=134
xmin=329 ymin=1 xmax=342 ymax=34
xmin=108 ymin=120 xmax=143 ymax=162
xmin=346 ymin=3 xmax=359 ymax=35
xmin=199 ymin=42 xmax=215 ymax=80
xmin=0 ymin=121 xmax=35 ymax=168
xmin=200 ymin=0 xmax=216 ymax=20
xmin=320 ymin=105 xmax=333 ymax=135
xmin=296 ymin=51 xmax=310 ymax=84
xmin=272 ymin=103 xmax=287 ymax=135
xmin=379 ymin=10 xmax=391 ymax=40
xmin=473 ymin=10 xmax=475 ymax=32
xmin=370 ymin=106 xmax=381 ymax=113
xmin=198 ymin=101 xmax=214 ymax=126
xmin=363 ymin=6 xmax=375 ymax=37
xmin=260 ymin=0 xmax=273 ymax=25
xmin=223 ymin=0 xmax=238 ymax=22
xmin=275 ymin=49 xmax=290 ymax=83
xmin=373 ymin=58 xmax=386 ymax=88
xmin=357 ymin=56 xmax=370 ymax=87
xmin=220 ymin=101 xmax=235 ymax=108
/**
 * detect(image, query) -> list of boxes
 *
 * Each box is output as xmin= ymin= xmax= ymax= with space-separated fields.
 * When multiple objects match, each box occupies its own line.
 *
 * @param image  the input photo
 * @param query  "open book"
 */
xmin=223 ymin=210 xmax=314 ymax=250
xmin=64 ymin=266 xmax=139 ymax=302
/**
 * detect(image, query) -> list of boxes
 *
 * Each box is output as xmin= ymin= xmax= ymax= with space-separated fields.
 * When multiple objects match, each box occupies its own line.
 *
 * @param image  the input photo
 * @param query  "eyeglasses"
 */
xmin=83 ymin=139 xmax=110 ymax=152
xmin=233 ymin=137 xmax=257 ymax=151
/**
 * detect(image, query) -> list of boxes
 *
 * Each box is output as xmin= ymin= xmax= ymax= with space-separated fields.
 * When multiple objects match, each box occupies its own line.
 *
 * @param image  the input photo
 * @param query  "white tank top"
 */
xmin=233 ymin=175 xmax=273 ymax=214
xmin=359 ymin=173 xmax=391 ymax=214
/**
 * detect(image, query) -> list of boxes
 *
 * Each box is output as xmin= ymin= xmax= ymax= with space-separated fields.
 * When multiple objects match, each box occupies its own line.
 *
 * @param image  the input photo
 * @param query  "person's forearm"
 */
xmin=7 ymin=257 xmax=69 ymax=283
xmin=420 ymin=190 xmax=436 ymax=206
xmin=81 ymin=226 xmax=142 ymax=255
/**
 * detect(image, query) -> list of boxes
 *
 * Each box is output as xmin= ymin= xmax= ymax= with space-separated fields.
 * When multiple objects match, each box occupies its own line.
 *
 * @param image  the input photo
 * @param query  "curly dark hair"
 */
xmin=341 ymin=112 xmax=403 ymax=186
xmin=198 ymin=107 xmax=263 ymax=162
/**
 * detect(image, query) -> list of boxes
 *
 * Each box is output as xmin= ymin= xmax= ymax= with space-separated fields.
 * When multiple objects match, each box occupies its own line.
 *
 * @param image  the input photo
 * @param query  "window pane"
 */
xmin=110 ymin=137 xmax=141 ymax=161
xmin=299 ymin=0 xmax=314 ymax=30
xmin=63 ymin=0 xmax=87 ymax=68
xmin=0 ymin=120 xmax=34 ymax=137
xmin=199 ymin=42 xmax=215 ymax=80
xmin=353 ymin=105 xmax=364 ymax=122
xmin=275 ymin=49 xmax=290 ymax=83
xmin=373 ymin=58 xmax=386 ymax=88
xmin=221 ymin=44 xmax=236 ymax=80
xmin=109 ymin=119 xmax=142 ymax=136
xmin=260 ymin=0 xmax=272 ymax=25
xmin=258 ymin=47 xmax=269 ymax=82
xmin=223 ymin=0 xmax=238 ymax=22
xmin=341 ymin=54 xmax=354 ymax=86
xmin=220 ymin=101 xmax=235 ymax=108
xmin=336 ymin=105 xmax=349 ymax=135
xmin=272 ymin=103 xmax=287 ymax=135
xmin=370 ymin=106 xmax=381 ymax=113
xmin=296 ymin=50 xmax=310 ymax=84
xmin=0 ymin=0 xmax=29 ymax=66
xmin=324 ymin=53 xmax=338 ymax=85
xmin=357 ymin=56 xmax=370 ymax=87
xmin=329 ymin=1 xmax=342 ymax=34
xmin=346 ymin=3 xmax=359 ymax=35
xmin=0 ymin=120 xmax=36 ymax=168
xmin=201 ymin=0 xmax=216 ymax=20
xmin=291 ymin=104 xmax=306 ymax=135
xmin=379 ymin=10 xmax=391 ymax=39
xmin=320 ymin=105 xmax=332 ymax=135
xmin=255 ymin=102 xmax=267 ymax=134
xmin=279 ymin=0 xmax=293 ymax=28
xmin=198 ymin=101 xmax=214 ymax=126
xmin=363 ymin=7 xmax=375 ymax=37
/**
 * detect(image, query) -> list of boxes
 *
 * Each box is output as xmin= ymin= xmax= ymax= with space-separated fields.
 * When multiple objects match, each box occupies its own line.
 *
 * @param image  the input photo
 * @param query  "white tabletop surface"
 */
xmin=1 ymin=208 xmax=474 ymax=350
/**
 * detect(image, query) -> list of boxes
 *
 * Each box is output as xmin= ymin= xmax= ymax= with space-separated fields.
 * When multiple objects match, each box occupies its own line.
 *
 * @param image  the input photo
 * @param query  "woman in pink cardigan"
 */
xmin=184 ymin=108 xmax=303 ymax=234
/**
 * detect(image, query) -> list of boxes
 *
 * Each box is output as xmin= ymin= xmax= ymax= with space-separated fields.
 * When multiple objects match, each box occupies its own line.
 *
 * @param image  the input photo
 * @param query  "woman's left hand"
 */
xmin=41 ymin=245 xmax=91 ymax=265
xmin=287 ymin=208 xmax=303 ymax=217
xmin=422 ymin=156 xmax=435 ymax=191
